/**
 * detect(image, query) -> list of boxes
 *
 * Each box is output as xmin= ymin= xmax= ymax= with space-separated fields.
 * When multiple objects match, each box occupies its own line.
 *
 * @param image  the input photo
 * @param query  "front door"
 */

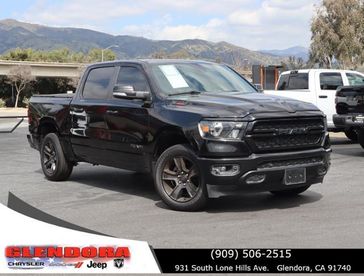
xmin=316 ymin=72 xmax=344 ymax=127
xmin=103 ymin=65 xmax=152 ymax=172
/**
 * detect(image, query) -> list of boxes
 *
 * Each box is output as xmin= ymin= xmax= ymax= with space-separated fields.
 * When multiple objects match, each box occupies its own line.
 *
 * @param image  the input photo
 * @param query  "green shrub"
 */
xmin=22 ymin=97 xmax=30 ymax=107
xmin=0 ymin=99 xmax=5 ymax=108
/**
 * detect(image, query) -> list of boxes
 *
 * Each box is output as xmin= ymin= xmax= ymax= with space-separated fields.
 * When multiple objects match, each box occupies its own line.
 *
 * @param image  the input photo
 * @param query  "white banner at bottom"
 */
xmin=0 ymin=204 xmax=161 ymax=273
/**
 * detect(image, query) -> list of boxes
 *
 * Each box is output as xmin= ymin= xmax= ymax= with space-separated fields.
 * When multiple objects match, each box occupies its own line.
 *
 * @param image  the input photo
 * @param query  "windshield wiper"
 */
xmin=168 ymin=90 xmax=202 ymax=96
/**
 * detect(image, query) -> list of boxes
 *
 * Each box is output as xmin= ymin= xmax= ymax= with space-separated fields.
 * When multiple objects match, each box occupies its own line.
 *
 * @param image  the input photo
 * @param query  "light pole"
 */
xmin=101 ymin=45 xmax=119 ymax=62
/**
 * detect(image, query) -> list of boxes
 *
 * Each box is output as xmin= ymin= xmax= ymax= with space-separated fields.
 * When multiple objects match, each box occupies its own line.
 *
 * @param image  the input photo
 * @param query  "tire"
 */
xmin=40 ymin=133 xmax=73 ymax=181
xmin=344 ymin=128 xmax=358 ymax=142
xmin=358 ymin=129 xmax=364 ymax=149
xmin=270 ymin=185 xmax=311 ymax=196
xmin=154 ymin=144 xmax=207 ymax=211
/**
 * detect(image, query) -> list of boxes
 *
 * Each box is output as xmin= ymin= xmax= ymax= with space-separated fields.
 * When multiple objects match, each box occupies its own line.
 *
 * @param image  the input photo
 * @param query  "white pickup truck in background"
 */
xmin=264 ymin=69 xmax=364 ymax=141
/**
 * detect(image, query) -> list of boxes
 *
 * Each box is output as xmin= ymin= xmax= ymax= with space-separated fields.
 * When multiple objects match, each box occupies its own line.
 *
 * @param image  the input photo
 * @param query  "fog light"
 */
xmin=317 ymin=166 xmax=327 ymax=176
xmin=211 ymin=164 xmax=240 ymax=176
xmin=246 ymin=174 xmax=266 ymax=184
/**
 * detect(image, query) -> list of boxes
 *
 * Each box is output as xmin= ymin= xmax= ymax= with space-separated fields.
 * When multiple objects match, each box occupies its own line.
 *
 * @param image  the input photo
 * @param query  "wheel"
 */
xmin=344 ymin=128 xmax=358 ymax=142
xmin=270 ymin=185 xmax=311 ymax=196
xmin=40 ymin=133 xmax=73 ymax=181
xmin=358 ymin=129 xmax=364 ymax=149
xmin=154 ymin=144 xmax=207 ymax=211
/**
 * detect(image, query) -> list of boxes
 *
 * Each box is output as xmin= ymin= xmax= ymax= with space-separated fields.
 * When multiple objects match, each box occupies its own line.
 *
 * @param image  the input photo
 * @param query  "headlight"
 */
xmin=198 ymin=120 xmax=247 ymax=140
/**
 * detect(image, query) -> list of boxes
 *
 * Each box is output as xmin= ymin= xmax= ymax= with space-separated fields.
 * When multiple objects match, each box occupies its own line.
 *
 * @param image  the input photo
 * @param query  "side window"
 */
xmin=287 ymin=73 xmax=308 ymax=90
xmin=346 ymin=73 xmax=364 ymax=86
xmin=277 ymin=74 xmax=289 ymax=90
xmin=117 ymin=67 xmax=149 ymax=91
xmin=83 ymin=67 xmax=115 ymax=99
xmin=277 ymin=73 xmax=308 ymax=90
xmin=320 ymin=73 xmax=343 ymax=90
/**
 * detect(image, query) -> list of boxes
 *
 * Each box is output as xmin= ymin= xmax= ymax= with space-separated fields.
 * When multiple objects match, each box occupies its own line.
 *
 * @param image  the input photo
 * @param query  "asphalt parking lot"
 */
xmin=1 ymin=124 xmax=364 ymax=248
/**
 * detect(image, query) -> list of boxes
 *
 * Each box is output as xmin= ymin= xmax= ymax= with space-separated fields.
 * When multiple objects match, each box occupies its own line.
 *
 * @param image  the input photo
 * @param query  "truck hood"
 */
xmin=165 ymin=92 xmax=319 ymax=118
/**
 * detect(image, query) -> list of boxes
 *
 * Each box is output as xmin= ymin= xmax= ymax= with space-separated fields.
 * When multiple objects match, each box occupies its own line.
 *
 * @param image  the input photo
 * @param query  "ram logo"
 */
xmin=114 ymin=258 xmax=124 ymax=269
xmin=278 ymin=127 xmax=309 ymax=135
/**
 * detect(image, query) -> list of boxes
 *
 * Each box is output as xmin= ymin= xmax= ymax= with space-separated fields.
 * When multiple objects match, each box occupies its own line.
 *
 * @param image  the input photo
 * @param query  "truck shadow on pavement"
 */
xmin=204 ymin=191 xmax=322 ymax=213
xmin=38 ymin=166 xmax=323 ymax=213
xmin=155 ymin=191 xmax=322 ymax=213
xmin=330 ymin=137 xmax=356 ymax=145
xmin=330 ymin=147 xmax=364 ymax=157
xmin=67 ymin=168 xmax=159 ymax=201
xmin=328 ymin=138 xmax=364 ymax=157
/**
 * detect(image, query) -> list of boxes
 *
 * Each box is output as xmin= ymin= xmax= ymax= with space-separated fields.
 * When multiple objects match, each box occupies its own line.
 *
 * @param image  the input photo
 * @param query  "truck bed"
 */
xmin=336 ymin=85 xmax=364 ymax=114
xmin=30 ymin=93 xmax=74 ymax=104
xmin=28 ymin=93 xmax=74 ymax=144
xmin=31 ymin=93 xmax=74 ymax=98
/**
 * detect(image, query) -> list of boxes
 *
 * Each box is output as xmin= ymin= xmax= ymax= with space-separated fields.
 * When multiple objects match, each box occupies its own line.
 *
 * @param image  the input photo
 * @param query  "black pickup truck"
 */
xmin=28 ymin=60 xmax=331 ymax=211
xmin=334 ymin=85 xmax=364 ymax=148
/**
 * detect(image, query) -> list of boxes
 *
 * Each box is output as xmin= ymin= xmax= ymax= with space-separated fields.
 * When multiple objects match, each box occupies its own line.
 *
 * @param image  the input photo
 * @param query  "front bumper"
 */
xmin=197 ymin=147 xmax=331 ymax=196
xmin=333 ymin=114 xmax=364 ymax=129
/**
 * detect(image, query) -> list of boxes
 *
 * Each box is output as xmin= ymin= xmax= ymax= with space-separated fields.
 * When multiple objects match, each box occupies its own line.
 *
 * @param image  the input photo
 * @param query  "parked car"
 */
xmin=27 ymin=60 xmax=331 ymax=211
xmin=264 ymin=69 xmax=364 ymax=141
xmin=334 ymin=85 xmax=364 ymax=148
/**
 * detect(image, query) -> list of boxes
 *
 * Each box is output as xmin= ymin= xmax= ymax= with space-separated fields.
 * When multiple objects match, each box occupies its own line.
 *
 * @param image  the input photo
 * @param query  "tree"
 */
xmin=287 ymin=56 xmax=306 ymax=70
xmin=0 ymin=47 xmax=117 ymax=63
xmin=310 ymin=0 xmax=364 ymax=69
xmin=2 ymin=48 xmax=34 ymax=61
xmin=6 ymin=66 xmax=35 ymax=108
xmin=86 ymin=48 xmax=116 ymax=62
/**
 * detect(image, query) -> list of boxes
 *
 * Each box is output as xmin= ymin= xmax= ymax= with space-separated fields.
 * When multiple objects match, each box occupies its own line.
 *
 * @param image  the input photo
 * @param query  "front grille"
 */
xmin=246 ymin=117 xmax=325 ymax=152
xmin=258 ymin=157 xmax=324 ymax=170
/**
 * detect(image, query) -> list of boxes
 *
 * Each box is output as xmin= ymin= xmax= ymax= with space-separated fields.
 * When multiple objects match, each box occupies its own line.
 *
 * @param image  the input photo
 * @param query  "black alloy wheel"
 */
xmin=161 ymin=156 xmax=200 ymax=202
xmin=43 ymin=140 xmax=58 ymax=174
xmin=40 ymin=133 xmax=73 ymax=181
xmin=154 ymin=144 xmax=207 ymax=211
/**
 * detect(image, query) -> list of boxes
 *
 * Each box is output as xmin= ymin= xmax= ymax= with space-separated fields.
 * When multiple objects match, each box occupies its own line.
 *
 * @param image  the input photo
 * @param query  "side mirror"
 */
xmin=253 ymin=84 xmax=263 ymax=92
xmin=113 ymin=85 xmax=150 ymax=100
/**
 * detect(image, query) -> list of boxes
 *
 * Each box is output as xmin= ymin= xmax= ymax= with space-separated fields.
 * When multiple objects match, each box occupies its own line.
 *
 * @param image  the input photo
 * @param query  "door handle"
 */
xmin=319 ymin=95 xmax=328 ymax=99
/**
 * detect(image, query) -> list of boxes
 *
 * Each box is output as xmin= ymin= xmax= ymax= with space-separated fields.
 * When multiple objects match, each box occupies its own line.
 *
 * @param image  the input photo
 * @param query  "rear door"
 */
xmin=103 ymin=65 xmax=152 ymax=172
xmin=70 ymin=66 xmax=117 ymax=163
xmin=273 ymin=72 xmax=315 ymax=103
xmin=316 ymin=72 xmax=344 ymax=127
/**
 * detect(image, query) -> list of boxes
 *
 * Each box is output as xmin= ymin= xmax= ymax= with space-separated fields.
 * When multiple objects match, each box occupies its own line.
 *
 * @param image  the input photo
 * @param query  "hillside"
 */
xmin=0 ymin=19 xmax=284 ymax=66
xmin=260 ymin=46 xmax=309 ymax=61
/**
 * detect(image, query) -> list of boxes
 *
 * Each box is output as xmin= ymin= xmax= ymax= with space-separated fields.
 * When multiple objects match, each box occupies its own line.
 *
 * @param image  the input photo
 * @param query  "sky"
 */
xmin=0 ymin=0 xmax=320 ymax=50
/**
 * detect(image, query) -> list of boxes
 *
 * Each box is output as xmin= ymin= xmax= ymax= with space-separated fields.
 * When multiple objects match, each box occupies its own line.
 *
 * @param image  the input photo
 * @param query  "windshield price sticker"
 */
xmin=159 ymin=65 xmax=189 ymax=89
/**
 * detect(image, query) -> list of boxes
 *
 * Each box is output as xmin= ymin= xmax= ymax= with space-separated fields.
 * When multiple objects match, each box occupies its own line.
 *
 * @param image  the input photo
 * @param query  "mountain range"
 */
xmin=0 ymin=19 xmax=302 ymax=66
xmin=259 ymin=46 xmax=309 ymax=61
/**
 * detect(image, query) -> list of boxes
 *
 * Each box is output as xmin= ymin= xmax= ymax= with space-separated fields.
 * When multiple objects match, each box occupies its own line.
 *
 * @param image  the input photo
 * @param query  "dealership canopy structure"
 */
xmin=0 ymin=60 xmax=84 ymax=78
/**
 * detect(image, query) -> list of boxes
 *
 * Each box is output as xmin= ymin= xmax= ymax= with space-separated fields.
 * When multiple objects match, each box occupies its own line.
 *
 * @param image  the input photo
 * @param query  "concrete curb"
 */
xmin=0 ymin=108 xmax=27 ymax=117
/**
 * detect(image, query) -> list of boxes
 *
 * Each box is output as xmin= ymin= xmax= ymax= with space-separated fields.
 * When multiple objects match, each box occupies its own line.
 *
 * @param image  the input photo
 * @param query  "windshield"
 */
xmin=150 ymin=62 xmax=257 ymax=95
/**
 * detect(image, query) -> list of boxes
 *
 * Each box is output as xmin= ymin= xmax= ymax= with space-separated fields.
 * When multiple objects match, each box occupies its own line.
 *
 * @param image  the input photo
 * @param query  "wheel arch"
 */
xmin=38 ymin=117 xmax=76 ymax=162
xmin=38 ymin=117 xmax=60 ymax=138
xmin=152 ymin=128 xmax=199 ymax=161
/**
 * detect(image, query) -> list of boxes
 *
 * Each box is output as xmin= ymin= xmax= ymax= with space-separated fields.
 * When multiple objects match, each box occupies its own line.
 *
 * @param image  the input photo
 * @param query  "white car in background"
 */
xmin=264 ymin=69 xmax=364 ymax=141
